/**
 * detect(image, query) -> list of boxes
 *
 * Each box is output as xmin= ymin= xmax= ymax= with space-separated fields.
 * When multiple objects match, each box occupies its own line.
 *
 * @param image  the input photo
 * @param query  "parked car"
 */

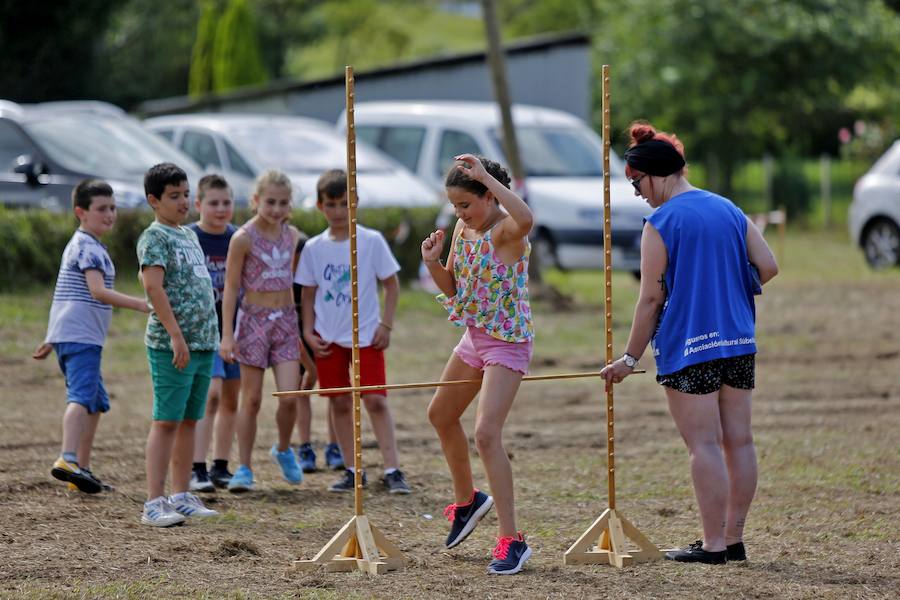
xmin=849 ymin=140 xmax=900 ymax=269
xmin=340 ymin=101 xmax=652 ymax=271
xmin=143 ymin=114 xmax=439 ymax=209
xmin=0 ymin=100 xmax=202 ymax=211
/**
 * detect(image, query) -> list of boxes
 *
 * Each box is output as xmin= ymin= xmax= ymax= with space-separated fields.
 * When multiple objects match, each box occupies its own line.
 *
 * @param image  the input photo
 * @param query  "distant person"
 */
xmin=219 ymin=169 xmax=304 ymax=492
xmin=291 ymin=234 xmax=345 ymax=473
xmin=600 ymin=122 xmax=779 ymax=564
xmin=34 ymin=179 xmax=150 ymax=494
xmin=137 ymin=162 xmax=220 ymax=526
xmin=295 ymin=169 xmax=410 ymax=494
xmin=187 ymin=174 xmax=240 ymax=492
xmin=421 ymin=154 xmax=534 ymax=575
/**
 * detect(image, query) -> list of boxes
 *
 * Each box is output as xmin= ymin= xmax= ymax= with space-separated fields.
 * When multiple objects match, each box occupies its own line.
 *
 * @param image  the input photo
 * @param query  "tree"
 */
xmin=212 ymin=0 xmax=269 ymax=92
xmin=96 ymin=0 xmax=199 ymax=109
xmin=502 ymin=0 xmax=900 ymax=197
xmin=189 ymin=0 xmax=219 ymax=98
xmin=0 ymin=0 xmax=117 ymax=102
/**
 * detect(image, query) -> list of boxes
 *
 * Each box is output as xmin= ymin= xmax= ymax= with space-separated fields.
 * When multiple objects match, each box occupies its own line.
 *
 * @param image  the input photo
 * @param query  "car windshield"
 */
xmin=226 ymin=123 xmax=395 ymax=174
xmin=25 ymin=115 xmax=197 ymax=178
xmin=491 ymin=126 xmax=625 ymax=177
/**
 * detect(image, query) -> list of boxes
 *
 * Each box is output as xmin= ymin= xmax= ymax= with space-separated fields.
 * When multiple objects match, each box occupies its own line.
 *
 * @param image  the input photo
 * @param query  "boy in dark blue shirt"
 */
xmin=188 ymin=174 xmax=240 ymax=490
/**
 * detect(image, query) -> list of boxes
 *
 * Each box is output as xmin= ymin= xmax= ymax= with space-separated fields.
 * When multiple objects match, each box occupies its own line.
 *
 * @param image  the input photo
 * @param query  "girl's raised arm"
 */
xmin=455 ymin=154 xmax=533 ymax=242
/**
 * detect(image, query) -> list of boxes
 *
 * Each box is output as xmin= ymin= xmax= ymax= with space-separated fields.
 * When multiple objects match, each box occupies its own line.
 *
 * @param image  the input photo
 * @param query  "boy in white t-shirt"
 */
xmin=295 ymin=169 xmax=411 ymax=494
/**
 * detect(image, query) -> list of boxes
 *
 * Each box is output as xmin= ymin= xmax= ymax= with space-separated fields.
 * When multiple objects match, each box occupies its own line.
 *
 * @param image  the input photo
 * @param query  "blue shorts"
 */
xmin=53 ymin=342 xmax=109 ymax=414
xmin=211 ymin=353 xmax=241 ymax=380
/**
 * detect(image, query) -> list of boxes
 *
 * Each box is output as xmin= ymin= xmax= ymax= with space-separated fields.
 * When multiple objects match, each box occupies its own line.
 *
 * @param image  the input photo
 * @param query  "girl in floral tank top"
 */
xmin=421 ymin=154 xmax=535 ymax=574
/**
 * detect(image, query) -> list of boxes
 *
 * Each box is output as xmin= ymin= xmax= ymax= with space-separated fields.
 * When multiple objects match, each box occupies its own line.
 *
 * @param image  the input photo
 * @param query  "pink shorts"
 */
xmin=454 ymin=326 xmax=533 ymax=375
xmin=234 ymin=303 xmax=300 ymax=369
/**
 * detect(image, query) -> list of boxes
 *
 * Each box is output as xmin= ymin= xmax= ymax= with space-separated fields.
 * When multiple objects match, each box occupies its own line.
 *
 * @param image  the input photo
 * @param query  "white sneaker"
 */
xmin=141 ymin=496 xmax=186 ymax=527
xmin=189 ymin=470 xmax=215 ymax=493
xmin=168 ymin=492 xmax=220 ymax=518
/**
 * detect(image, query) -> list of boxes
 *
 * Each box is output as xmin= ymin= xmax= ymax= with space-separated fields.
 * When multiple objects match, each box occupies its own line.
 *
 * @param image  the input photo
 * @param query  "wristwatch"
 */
xmin=621 ymin=353 xmax=638 ymax=369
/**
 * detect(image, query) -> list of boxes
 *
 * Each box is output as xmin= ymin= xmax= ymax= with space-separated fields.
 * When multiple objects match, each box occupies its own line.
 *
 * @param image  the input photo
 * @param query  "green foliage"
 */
xmin=212 ymin=0 xmax=269 ymax=92
xmin=286 ymin=1 xmax=484 ymax=79
xmin=613 ymin=0 xmax=899 ymax=194
xmin=0 ymin=0 xmax=117 ymax=102
xmin=0 ymin=208 xmax=75 ymax=291
xmin=771 ymin=158 xmax=812 ymax=221
xmin=189 ymin=0 xmax=219 ymax=98
xmin=96 ymin=0 xmax=199 ymax=109
xmin=0 ymin=206 xmax=440 ymax=292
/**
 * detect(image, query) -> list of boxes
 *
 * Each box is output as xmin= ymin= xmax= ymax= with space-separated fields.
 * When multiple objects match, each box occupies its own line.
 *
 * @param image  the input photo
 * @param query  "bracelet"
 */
xmin=379 ymin=321 xmax=393 ymax=331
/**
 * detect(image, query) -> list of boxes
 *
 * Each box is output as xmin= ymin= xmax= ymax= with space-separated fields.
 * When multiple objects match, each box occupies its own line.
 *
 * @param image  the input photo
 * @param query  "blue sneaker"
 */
xmin=487 ymin=532 xmax=532 ymax=575
xmin=324 ymin=443 xmax=345 ymax=470
xmin=227 ymin=465 xmax=255 ymax=493
xmin=444 ymin=489 xmax=494 ymax=548
xmin=271 ymin=444 xmax=303 ymax=484
xmin=296 ymin=443 xmax=317 ymax=473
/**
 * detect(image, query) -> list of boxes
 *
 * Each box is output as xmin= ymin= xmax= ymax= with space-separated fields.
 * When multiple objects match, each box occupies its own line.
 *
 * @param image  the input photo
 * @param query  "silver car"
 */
xmin=849 ymin=140 xmax=900 ymax=269
xmin=144 ymin=114 xmax=438 ymax=209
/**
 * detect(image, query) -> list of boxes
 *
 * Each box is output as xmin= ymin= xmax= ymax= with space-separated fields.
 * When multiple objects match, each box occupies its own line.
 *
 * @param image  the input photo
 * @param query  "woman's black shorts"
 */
xmin=656 ymin=353 xmax=755 ymax=395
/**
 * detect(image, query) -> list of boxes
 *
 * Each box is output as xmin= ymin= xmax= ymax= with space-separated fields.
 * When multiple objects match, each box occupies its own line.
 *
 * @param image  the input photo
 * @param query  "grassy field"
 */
xmin=0 ymin=229 xmax=898 ymax=599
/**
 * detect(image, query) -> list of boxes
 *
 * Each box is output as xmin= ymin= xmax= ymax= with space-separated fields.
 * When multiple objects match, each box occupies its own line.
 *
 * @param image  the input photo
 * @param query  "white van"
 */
xmin=340 ymin=101 xmax=651 ymax=271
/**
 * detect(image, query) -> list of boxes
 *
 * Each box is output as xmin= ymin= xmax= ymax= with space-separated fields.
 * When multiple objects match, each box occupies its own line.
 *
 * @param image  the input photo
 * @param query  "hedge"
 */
xmin=0 ymin=205 xmax=441 ymax=292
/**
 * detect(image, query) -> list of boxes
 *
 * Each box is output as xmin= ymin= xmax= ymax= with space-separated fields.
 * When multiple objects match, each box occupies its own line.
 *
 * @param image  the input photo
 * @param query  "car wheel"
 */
xmin=862 ymin=218 xmax=900 ymax=269
xmin=533 ymin=231 xmax=560 ymax=270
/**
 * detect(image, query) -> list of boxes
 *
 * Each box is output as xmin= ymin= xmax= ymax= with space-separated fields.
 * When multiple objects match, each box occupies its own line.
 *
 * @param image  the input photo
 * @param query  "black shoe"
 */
xmin=328 ymin=469 xmax=367 ymax=493
xmin=726 ymin=541 xmax=746 ymax=561
xmin=444 ymin=489 xmax=494 ymax=548
xmin=665 ymin=540 xmax=727 ymax=564
xmin=382 ymin=470 xmax=411 ymax=495
xmin=209 ymin=466 xmax=233 ymax=489
xmin=51 ymin=457 xmax=101 ymax=494
xmin=81 ymin=468 xmax=114 ymax=492
xmin=189 ymin=467 xmax=215 ymax=493
xmin=487 ymin=533 xmax=532 ymax=575
xmin=324 ymin=443 xmax=345 ymax=470
xmin=296 ymin=443 xmax=317 ymax=473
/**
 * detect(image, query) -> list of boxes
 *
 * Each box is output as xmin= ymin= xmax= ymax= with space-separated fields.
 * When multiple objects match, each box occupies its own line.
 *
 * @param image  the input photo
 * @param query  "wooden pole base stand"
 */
xmin=564 ymin=508 xmax=663 ymax=569
xmin=293 ymin=515 xmax=406 ymax=575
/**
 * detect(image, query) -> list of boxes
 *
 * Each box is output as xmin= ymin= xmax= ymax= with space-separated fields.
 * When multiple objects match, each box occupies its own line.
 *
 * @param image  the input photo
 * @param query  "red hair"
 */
xmin=625 ymin=121 xmax=687 ymax=177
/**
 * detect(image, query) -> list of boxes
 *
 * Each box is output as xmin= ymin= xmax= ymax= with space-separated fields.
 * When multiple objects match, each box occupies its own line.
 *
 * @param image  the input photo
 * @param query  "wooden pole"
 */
xmin=293 ymin=66 xmax=405 ymax=575
xmin=346 ymin=66 xmax=364 ymax=517
xmin=601 ymin=64 xmax=616 ymax=512
xmin=273 ymin=369 xmax=646 ymax=398
xmin=563 ymin=65 xmax=664 ymax=568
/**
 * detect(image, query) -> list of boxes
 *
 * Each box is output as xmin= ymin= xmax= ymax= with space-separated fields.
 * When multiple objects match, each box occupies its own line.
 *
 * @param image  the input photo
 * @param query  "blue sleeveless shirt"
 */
xmin=646 ymin=189 xmax=757 ymax=375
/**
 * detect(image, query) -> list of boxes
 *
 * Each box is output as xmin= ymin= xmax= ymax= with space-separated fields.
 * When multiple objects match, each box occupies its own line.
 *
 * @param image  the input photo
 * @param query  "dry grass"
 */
xmin=1 ymin=231 xmax=898 ymax=599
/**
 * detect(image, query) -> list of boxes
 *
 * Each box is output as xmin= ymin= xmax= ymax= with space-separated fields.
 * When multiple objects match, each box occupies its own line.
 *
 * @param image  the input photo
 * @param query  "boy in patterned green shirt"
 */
xmin=137 ymin=163 xmax=220 ymax=527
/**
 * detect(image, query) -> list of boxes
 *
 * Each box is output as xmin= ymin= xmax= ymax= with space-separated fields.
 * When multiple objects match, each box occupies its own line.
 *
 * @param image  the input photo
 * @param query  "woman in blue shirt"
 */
xmin=600 ymin=122 xmax=778 ymax=564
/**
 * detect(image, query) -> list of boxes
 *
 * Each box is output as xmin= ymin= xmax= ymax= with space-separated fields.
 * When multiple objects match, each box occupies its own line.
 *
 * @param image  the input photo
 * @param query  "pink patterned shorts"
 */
xmin=234 ymin=303 xmax=300 ymax=369
xmin=454 ymin=326 xmax=533 ymax=375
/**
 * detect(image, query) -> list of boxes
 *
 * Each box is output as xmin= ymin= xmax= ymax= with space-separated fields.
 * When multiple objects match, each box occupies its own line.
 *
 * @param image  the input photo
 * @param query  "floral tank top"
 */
xmin=437 ymin=226 xmax=534 ymax=343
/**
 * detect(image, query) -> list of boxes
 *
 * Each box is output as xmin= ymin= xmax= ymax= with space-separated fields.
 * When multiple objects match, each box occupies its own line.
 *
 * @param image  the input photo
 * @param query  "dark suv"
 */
xmin=0 ymin=100 xmax=201 ymax=210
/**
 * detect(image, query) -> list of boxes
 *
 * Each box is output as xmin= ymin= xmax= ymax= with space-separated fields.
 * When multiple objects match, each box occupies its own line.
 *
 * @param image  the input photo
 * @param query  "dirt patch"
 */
xmin=0 ymin=276 xmax=898 ymax=599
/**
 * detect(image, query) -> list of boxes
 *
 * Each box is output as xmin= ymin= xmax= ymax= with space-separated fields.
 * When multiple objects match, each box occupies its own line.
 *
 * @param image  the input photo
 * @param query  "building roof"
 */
xmin=138 ymin=31 xmax=590 ymax=117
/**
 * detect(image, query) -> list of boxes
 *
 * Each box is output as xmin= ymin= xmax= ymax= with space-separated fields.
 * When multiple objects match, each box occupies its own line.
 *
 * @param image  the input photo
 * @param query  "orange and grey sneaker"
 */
xmin=51 ymin=457 xmax=101 ymax=494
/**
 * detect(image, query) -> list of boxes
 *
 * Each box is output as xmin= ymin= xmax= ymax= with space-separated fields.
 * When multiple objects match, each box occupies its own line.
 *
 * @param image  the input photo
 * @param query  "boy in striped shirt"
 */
xmin=34 ymin=179 xmax=149 ymax=493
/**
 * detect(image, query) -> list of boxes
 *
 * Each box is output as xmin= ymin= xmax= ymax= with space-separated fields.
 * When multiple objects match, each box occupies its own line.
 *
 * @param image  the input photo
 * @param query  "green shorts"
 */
xmin=146 ymin=348 xmax=214 ymax=421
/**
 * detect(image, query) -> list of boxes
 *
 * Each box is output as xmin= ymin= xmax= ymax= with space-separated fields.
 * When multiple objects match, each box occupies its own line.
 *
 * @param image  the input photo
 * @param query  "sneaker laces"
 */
xmin=687 ymin=539 xmax=704 ymax=551
xmin=492 ymin=535 xmax=517 ymax=560
xmin=443 ymin=503 xmax=458 ymax=522
xmin=443 ymin=490 xmax=477 ymax=522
